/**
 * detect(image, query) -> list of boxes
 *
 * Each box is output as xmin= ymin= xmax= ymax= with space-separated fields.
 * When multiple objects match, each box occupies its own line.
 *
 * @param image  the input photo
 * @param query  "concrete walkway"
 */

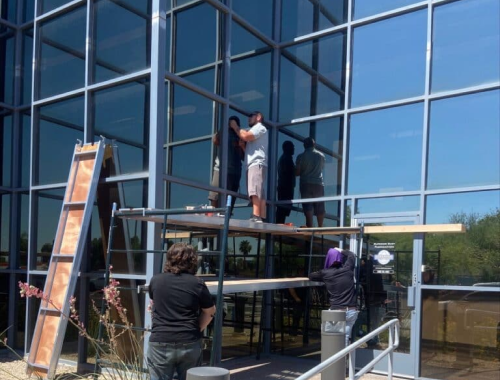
xmin=220 ymin=355 xmax=395 ymax=380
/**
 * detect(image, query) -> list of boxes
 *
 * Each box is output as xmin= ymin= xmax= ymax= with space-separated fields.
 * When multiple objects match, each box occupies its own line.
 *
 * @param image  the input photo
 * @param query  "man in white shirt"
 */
xmin=229 ymin=111 xmax=268 ymax=223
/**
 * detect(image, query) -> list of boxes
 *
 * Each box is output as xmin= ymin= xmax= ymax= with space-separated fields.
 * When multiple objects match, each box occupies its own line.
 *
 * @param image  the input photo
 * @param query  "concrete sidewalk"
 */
xmin=220 ymin=355 xmax=395 ymax=380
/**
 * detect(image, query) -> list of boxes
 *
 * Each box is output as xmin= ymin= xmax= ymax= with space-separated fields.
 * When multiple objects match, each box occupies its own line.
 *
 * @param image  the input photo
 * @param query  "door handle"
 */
xmin=407 ymin=286 xmax=416 ymax=309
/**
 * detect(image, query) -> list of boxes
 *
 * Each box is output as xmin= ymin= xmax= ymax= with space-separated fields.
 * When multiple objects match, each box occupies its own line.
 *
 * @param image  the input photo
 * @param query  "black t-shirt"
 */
xmin=309 ymin=250 xmax=357 ymax=308
xmin=149 ymin=272 xmax=214 ymax=343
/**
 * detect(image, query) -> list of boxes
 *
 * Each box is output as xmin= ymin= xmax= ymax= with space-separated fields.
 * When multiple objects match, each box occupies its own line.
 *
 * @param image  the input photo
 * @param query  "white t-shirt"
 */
xmin=245 ymin=122 xmax=268 ymax=168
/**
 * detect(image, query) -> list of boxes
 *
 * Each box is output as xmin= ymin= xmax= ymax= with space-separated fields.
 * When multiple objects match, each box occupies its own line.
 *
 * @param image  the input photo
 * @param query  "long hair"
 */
xmin=164 ymin=242 xmax=198 ymax=275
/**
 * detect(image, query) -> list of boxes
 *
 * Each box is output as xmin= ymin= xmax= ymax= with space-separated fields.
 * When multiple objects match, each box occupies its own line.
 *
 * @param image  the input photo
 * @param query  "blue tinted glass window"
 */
xmin=93 ymin=0 xmax=151 ymax=83
xmin=21 ymin=115 xmax=31 ymax=188
xmin=0 ymin=195 xmax=11 ymax=260
xmin=431 ymin=0 xmax=500 ymax=93
xmin=172 ymin=86 xmax=214 ymax=142
xmin=232 ymin=0 xmax=273 ymax=38
xmin=0 ymin=27 xmax=15 ymax=105
xmin=424 ymin=191 xmax=500 ymax=285
xmin=230 ymin=53 xmax=271 ymax=116
xmin=37 ymin=97 xmax=84 ymax=185
xmin=354 ymin=0 xmax=420 ymax=20
xmin=182 ymin=69 xmax=215 ymax=94
xmin=281 ymin=0 xmax=347 ymax=41
xmin=170 ymin=140 xmax=211 ymax=186
xmin=38 ymin=7 xmax=86 ymax=99
xmin=175 ymin=0 xmax=196 ymax=6
xmin=426 ymin=190 xmax=500 ymax=225
xmin=427 ymin=90 xmax=500 ymax=190
xmin=1 ymin=114 xmax=12 ymax=187
xmin=20 ymin=194 xmax=29 ymax=268
xmin=351 ymin=11 xmax=426 ymax=107
xmin=93 ymin=81 xmax=150 ymax=174
xmin=348 ymin=103 xmax=424 ymax=195
xmin=279 ymin=33 xmax=346 ymax=121
xmin=175 ymin=3 xmax=216 ymax=72
xmin=232 ymin=21 xmax=268 ymax=56
xmin=356 ymin=196 xmax=420 ymax=215
xmin=0 ymin=0 xmax=16 ymax=21
xmin=22 ymin=31 xmax=33 ymax=105
xmin=23 ymin=0 xmax=35 ymax=22
xmin=278 ymin=117 xmax=343 ymax=198
xmin=35 ymin=189 xmax=65 ymax=269
xmin=169 ymin=182 xmax=208 ymax=208
xmin=277 ymin=130 xmax=303 ymax=200
xmin=41 ymin=0 xmax=72 ymax=14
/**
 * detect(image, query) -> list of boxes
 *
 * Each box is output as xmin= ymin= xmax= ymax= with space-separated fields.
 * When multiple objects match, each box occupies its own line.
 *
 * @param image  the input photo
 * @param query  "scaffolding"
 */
xmin=94 ymin=200 xmax=466 ymax=375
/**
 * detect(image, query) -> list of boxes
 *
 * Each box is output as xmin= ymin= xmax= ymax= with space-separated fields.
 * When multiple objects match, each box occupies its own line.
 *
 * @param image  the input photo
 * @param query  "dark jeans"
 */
xmin=147 ymin=340 xmax=202 ymax=380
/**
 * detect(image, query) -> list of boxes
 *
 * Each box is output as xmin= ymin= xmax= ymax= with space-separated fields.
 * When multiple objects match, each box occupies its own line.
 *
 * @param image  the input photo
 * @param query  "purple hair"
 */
xmin=324 ymin=248 xmax=343 ymax=269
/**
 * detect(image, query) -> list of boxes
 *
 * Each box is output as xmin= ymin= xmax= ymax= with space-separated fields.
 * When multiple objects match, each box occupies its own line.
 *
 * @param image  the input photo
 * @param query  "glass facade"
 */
xmin=0 ymin=1 xmax=498 ymax=379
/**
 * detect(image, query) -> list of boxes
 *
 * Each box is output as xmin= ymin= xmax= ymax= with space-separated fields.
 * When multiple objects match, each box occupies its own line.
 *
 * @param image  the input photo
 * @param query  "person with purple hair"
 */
xmin=309 ymin=247 xmax=359 ymax=346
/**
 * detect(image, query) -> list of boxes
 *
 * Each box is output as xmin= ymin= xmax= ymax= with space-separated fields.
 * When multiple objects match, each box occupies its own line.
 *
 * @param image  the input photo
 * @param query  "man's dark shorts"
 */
xmin=300 ymin=183 xmax=325 ymax=216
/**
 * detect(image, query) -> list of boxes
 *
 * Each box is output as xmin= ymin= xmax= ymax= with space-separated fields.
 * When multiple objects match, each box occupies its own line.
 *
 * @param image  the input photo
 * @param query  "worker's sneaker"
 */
xmin=249 ymin=215 xmax=263 ymax=223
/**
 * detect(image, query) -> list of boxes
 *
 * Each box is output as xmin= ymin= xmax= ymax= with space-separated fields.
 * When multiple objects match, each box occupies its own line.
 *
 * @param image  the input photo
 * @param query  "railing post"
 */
xmin=321 ymin=310 xmax=346 ymax=380
xmin=388 ymin=324 xmax=394 ymax=380
xmin=348 ymin=351 xmax=355 ymax=380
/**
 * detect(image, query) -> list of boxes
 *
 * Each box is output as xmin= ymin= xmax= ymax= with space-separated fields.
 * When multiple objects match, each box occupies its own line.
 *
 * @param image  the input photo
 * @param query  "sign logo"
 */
xmin=375 ymin=250 xmax=393 ymax=265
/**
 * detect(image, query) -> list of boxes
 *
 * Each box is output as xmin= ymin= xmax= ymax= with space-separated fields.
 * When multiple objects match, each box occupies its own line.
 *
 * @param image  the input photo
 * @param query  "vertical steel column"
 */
xmin=78 ymin=0 xmax=94 ymax=367
xmin=415 ymin=1 xmax=434 ymax=376
xmin=7 ymin=0 xmax=25 ymax=348
xmin=303 ymin=231 xmax=315 ymax=344
xmin=83 ymin=0 xmax=94 ymax=144
xmin=260 ymin=0 xmax=282 ymax=355
xmin=217 ymin=0 xmax=230 ymax=197
xmin=25 ymin=0 xmax=40 ymax=354
xmin=210 ymin=196 xmax=232 ymax=366
xmin=339 ymin=0 xmax=354 ymax=228
xmin=146 ymin=0 xmax=168 ymax=361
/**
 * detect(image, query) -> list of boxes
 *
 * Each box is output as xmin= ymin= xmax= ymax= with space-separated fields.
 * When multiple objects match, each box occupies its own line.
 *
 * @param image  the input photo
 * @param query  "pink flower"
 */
xmin=18 ymin=281 xmax=48 ymax=301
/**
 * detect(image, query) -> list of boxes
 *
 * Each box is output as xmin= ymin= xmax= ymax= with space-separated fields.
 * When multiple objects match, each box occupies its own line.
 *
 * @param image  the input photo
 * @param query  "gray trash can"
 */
xmin=321 ymin=310 xmax=346 ymax=380
xmin=186 ymin=367 xmax=230 ymax=380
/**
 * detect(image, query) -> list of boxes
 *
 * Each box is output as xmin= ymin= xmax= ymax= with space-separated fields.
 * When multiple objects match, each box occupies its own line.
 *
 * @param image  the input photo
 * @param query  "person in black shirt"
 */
xmin=148 ymin=243 xmax=215 ymax=380
xmin=276 ymin=140 xmax=295 ymax=224
xmin=208 ymin=116 xmax=244 ymax=213
xmin=309 ymin=247 xmax=359 ymax=346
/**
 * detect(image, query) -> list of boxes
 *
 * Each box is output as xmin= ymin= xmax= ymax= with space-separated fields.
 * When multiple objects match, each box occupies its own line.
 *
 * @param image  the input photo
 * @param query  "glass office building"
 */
xmin=0 ymin=0 xmax=498 ymax=379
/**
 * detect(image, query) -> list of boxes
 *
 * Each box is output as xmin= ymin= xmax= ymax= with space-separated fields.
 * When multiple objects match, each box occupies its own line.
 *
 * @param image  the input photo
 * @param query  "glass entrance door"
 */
xmin=352 ymin=215 xmax=420 ymax=377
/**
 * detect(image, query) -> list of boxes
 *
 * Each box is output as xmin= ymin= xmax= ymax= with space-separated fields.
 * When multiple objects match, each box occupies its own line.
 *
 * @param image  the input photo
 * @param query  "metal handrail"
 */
xmin=295 ymin=319 xmax=400 ymax=380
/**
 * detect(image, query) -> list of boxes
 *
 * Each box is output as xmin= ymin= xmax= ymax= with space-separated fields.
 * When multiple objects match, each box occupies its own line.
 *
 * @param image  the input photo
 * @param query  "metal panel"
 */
xmin=27 ymin=141 xmax=105 ymax=379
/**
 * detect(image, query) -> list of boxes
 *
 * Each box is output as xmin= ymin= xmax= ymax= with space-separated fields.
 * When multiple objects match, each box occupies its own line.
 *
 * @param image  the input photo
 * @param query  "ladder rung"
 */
xmin=51 ymin=253 xmax=75 ymax=259
xmin=28 ymin=362 xmax=50 ymax=371
xmin=109 ymin=249 xmax=167 ymax=254
xmin=40 ymin=307 xmax=61 ymax=314
xmin=75 ymin=150 xmax=97 ymax=157
xmin=64 ymin=201 xmax=87 ymax=207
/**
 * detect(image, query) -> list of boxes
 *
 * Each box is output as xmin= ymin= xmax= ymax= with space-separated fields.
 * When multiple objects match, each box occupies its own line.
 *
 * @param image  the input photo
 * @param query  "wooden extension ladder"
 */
xmin=27 ymin=141 xmax=105 ymax=379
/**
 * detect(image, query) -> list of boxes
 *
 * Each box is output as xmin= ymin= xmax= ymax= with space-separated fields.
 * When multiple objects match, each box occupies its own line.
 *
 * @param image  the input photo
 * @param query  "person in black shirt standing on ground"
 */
xmin=309 ymin=247 xmax=359 ymax=346
xmin=148 ymin=243 xmax=216 ymax=380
